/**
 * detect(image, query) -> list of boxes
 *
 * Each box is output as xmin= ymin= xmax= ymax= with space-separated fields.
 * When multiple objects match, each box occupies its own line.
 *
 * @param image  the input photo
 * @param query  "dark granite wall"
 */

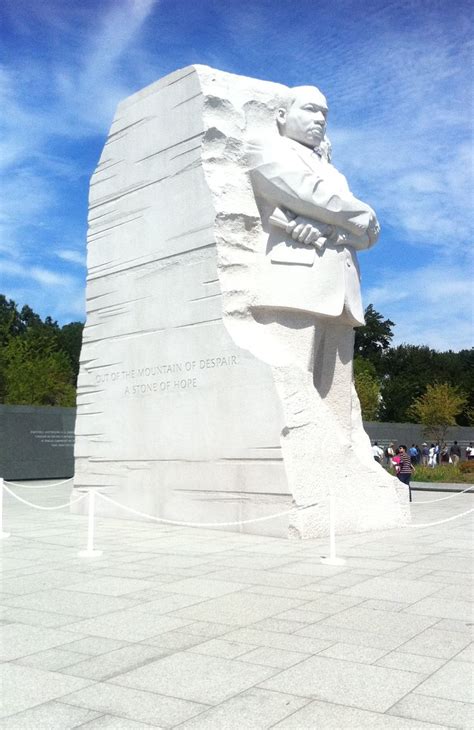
xmin=364 ymin=421 xmax=474 ymax=454
xmin=0 ymin=405 xmax=472 ymax=480
xmin=0 ymin=405 xmax=76 ymax=480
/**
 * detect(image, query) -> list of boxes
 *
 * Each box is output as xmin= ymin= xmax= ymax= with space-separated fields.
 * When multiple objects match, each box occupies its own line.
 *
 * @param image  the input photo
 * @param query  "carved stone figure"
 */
xmin=248 ymin=85 xmax=379 ymax=322
xmin=246 ymin=85 xmax=379 ymax=437
xmin=239 ymin=83 xmax=408 ymax=536
xmin=72 ymin=66 xmax=408 ymax=538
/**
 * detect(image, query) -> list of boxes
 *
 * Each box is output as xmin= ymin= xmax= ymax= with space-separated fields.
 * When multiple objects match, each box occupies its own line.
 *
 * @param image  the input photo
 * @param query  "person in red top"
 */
xmin=397 ymin=445 xmax=415 ymax=501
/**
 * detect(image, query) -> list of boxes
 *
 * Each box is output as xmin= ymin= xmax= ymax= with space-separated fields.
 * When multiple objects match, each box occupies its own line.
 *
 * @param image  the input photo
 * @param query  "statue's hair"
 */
xmin=280 ymin=86 xmax=327 ymax=113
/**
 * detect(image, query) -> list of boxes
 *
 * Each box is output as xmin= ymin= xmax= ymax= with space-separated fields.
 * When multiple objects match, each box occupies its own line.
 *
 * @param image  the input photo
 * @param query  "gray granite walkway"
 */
xmin=1 ymin=480 xmax=473 ymax=729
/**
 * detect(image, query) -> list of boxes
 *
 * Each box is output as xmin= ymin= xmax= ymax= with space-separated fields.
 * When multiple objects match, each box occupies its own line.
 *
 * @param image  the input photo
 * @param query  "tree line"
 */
xmin=353 ymin=304 xmax=472 ymax=433
xmin=0 ymin=295 xmax=472 ymax=430
xmin=0 ymin=295 xmax=83 ymax=407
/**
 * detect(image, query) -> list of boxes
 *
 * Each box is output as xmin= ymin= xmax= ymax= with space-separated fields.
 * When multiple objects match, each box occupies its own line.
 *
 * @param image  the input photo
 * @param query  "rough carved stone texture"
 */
xmin=72 ymin=65 xmax=408 ymax=537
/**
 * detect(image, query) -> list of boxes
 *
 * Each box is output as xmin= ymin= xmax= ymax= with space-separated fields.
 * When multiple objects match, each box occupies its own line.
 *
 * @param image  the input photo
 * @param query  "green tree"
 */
xmin=58 ymin=322 xmax=84 ymax=380
xmin=378 ymin=345 xmax=474 ymax=423
xmin=2 ymin=332 xmax=76 ymax=406
xmin=354 ymin=357 xmax=380 ymax=420
xmin=354 ymin=304 xmax=394 ymax=364
xmin=0 ymin=295 xmax=81 ymax=406
xmin=408 ymin=382 xmax=468 ymax=443
xmin=0 ymin=295 xmax=25 ymax=344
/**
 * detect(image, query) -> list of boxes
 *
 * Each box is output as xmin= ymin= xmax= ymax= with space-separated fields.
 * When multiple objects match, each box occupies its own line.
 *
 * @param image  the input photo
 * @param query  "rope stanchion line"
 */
xmin=407 ymin=507 xmax=474 ymax=528
xmin=1 ymin=477 xmax=472 ymax=531
xmin=2 ymin=484 xmax=87 ymax=511
xmin=410 ymin=485 xmax=473 ymax=504
xmin=96 ymin=491 xmax=474 ymax=530
xmin=96 ymin=490 xmax=320 ymax=528
xmin=3 ymin=477 xmax=74 ymax=489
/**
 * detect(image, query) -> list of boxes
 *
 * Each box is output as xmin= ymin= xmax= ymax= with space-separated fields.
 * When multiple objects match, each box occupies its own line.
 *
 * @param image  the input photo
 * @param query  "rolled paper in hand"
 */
xmin=268 ymin=207 xmax=328 ymax=249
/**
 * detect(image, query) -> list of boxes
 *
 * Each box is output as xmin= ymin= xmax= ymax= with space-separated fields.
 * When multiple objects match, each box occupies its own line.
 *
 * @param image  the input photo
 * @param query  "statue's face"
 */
xmin=279 ymin=87 xmax=328 ymax=148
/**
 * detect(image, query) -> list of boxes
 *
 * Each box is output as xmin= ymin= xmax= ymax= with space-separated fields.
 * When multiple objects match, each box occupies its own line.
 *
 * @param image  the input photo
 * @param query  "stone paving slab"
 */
xmin=271 ymin=699 xmax=454 ymax=729
xmin=258 ymin=654 xmax=425 ymax=713
xmin=0 ymin=663 xmax=93 ymax=719
xmin=387 ymin=694 xmax=473 ymax=729
xmin=0 ymin=701 xmax=101 ymax=729
xmin=0 ymin=481 xmax=472 ymax=728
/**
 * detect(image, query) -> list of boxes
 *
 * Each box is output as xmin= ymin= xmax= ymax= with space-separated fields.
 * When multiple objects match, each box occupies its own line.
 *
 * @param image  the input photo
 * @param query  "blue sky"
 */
xmin=1 ymin=0 xmax=472 ymax=350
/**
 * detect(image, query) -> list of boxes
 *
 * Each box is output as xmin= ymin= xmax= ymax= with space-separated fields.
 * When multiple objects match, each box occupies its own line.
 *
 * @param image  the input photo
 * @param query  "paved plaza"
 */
xmin=1 ymin=481 xmax=473 ymax=729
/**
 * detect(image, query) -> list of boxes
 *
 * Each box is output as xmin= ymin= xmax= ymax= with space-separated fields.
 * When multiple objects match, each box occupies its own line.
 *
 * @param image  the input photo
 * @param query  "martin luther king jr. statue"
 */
xmin=247 ymin=86 xmax=379 ymax=435
xmin=244 ymin=84 xmax=405 ymax=534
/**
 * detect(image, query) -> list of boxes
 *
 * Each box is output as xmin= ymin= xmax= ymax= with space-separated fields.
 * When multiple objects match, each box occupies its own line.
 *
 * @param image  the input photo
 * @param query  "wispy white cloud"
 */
xmin=1 ymin=0 xmax=159 ymax=321
xmin=1 ymin=258 xmax=75 ymax=288
xmin=1 ymin=0 xmax=160 ymax=167
xmin=1 ymin=256 xmax=85 ymax=321
xmin=365 ymin=262 xmax=473 ymax=351
xmin=56 ymin=249 xmax=86 ymax=266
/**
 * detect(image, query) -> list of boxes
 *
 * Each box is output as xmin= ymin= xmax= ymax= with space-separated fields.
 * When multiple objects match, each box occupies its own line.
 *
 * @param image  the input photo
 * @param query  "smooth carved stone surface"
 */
xmin=72 ymin=65 xmax=408 ymax=537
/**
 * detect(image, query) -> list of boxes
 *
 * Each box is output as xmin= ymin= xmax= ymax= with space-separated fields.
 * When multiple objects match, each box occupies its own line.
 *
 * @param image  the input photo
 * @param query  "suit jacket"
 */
xmin=247 ymin=135 xmax=379 ymax=326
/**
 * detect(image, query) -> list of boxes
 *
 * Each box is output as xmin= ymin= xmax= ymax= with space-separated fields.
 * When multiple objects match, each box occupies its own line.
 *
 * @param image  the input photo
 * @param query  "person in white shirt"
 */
xmin=428 ymin=444 xmax=436 ymax=468
xmin=372 ymin=441 xmax=383 ymax=463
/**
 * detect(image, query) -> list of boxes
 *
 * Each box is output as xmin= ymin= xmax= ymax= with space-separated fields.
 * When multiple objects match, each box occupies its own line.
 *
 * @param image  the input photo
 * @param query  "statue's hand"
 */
xmin=286 ymin=216 xmax=332 ymax=247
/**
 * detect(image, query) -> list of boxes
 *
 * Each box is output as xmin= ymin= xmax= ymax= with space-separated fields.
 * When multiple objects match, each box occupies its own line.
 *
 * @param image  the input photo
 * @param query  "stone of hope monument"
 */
xmin=72 ymin=65 xmax=409 ymax=537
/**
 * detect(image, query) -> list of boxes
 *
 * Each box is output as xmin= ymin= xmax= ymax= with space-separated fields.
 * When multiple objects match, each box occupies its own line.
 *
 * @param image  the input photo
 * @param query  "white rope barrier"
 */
xmin=0 ymin=479 xmax=10 ymax=538
xmin=78 ymin=490 xmax=102 ymax=558
xmin=96 ymin=490 xmax=319 ymax=527
xmin=3 ymin=477 xmax=74 ymax=489
xmin=411 ymin=485 xmax=473 ymax=504
xmin=320 ymin=494 xmax=346 ymax=566
xmin=2 ymin=484 xmax=86 ymax=511
xmin=407 ymin=508 xmax=474 ymax=528
xmin=1 ymin=475 xmax=472 ymax=557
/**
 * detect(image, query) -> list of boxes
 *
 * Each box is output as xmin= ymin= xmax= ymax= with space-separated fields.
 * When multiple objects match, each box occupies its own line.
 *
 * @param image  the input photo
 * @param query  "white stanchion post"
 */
xmin=78 ymin=489 xmax=102 ymax=558
xmin=0 ymin=479 xmax=11 ymax=539
xmin=321 ymin=494 xmax=346 ymax=566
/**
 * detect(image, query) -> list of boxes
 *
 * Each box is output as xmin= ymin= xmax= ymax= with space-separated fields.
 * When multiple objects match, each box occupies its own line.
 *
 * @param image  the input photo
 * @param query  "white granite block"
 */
xmin=317 ymin=605 xmax=438 ymax=639
xmin=1 ymin=624 xmax=88 ymax=662
xmin=14 ymin=647 xmax=91 ymax=671
xmin=76 ymin=714 xmax=156 ymax=729
xmin=58 ymin=644 xmax=168 ymax=681
xmin=61 ymin=681 xmax=206 ymax=727
xmin=176 ymin=688 xmax=309 ymax=729
xmin=396 ymin=627 xmax=472 ymax=659
xmin=0 ymin=701 xmax=100 ymax=729
xmin=169 ymin=591 xmax=305 ymax=625
xmin=109 ymin=652 xmax=278 ymax=704
xmin=0 ymin=664 xmax=92 ymax=719
xmin=64 ymin=577 xmax=157 ymax=596
xmin=259 ymin=655 xmax=424 ymax=712
xmin=388 ymin=693 xmax=473 ymax=729
xmin=2 ymin=589 xmax=140 ymax=618
xmin=187 ymin=638 xmax=257 ymax=659
xmin=217 ymin=627 xmax=334 ymax=655
xmin=413 ymin=659 xmax=474 ymax=703
xmin=404 ymin=597 xmax=474 ymax=622
xmin=317 ymin=642 xmax=389 ymax=664
xmin=341 ymin=576 xmax=442 ymax=602
xmin=63 ymin=609 xmax=193 ymax=641
xmin=238 ymin=646 xmax=311 ymax=668
xmin=375 ymin=650 xmax=446 ymax=674
xmin=272 ymin=699 xmax=450 ymax=729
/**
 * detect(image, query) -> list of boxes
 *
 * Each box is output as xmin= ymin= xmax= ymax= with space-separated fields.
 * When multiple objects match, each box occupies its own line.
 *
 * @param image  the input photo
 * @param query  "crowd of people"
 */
xmin=371 ymin=440 xmax=473 ymax=492
xmin=372 ymin=441 xmax=474 ymax=494
xmin=372 ymin=441 xmax=474 ymax=500
xmin=372 ymin=440 xmax=473 ymax=469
